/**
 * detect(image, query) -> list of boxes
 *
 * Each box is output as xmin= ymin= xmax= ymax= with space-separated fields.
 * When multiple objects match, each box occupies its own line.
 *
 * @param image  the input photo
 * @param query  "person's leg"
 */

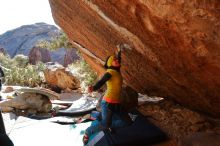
xmin=83 ymin=100 xmax=113 ymax=144
xmin=85 ymin=100 xmax=113 ymax=137
xmin=111 ymin=113 xmax=129 ymax=128
xmin=101 ymin=100 xmax=113 ymax=128
xmin=111 ymin=104 xmax=131 ymax=128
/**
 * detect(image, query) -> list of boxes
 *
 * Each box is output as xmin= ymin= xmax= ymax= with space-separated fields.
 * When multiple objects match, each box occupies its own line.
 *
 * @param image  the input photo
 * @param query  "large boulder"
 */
xmin=120 ymin=85 xmax=138 ymax=112
xmin=180 ymin=132 xmax=220 ymax=146
xmin=44 ymin=63 xmax=80 ymax=91
xmin=0 ymin=92 xmax=52 ymax=114
xmin=49 ymin=0 xmax=220 ymax=117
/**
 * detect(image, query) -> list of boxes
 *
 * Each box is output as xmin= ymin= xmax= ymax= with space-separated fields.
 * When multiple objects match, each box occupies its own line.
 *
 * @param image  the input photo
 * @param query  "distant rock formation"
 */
xmin=0 ymin=47 xmax=6 ymax=55
xmin=0 ymin=23 xmax=60 ymax=57
xmin=64 ymin=48 xmax=80 ymax=67
xmin=29 ymin=47 xmax=51 ymax=65
xmin=49 ymin=48 xmax=67 ymax=65
xmin=0 ymin=23 xmax=80 ymax=66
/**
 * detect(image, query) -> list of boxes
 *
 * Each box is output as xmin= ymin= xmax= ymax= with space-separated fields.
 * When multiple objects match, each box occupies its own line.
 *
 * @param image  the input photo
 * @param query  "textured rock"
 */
xmin=121 ymin=85 xmax=138 ymax=112
xmin=138 ymin=100 xmax=213 ymax=139
xmin=50 ymin=48 xmax=66 ymax=65
xmin=0 ymin=23 xmax=80 ymax=66
xmin=180 ymin=132 xmax=220 ymax=146
xmin=0 ymin=47 xmax=6 ymax=55
xmin=49 ymin=0 xmax=220 ymax=117
xmin=138 ymin=99 xmax=220 ymax=146
xmin=44 ymin=63 xmax=80 ymax=91
xmin=29 ymin=47 xmax=51 ymax=65
xmin=0 ymin=92 xmax=52 ymax=114
xmin=0 ymin=23 xmax=60 ymax=57
xmin=64 ymin=48 xmax=80 ymax=67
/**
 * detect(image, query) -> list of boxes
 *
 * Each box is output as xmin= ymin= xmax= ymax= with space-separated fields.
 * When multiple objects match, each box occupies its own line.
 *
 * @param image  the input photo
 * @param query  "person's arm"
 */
xmin=117 ymin=49 xmax=121 ymax=64
xmin=89 ymin=72 xmax=112 ymax=92
xmin=116 ymin=45 xmax=123 ymax=64
xmin=93 ymin=72 xmax=111 ymax=90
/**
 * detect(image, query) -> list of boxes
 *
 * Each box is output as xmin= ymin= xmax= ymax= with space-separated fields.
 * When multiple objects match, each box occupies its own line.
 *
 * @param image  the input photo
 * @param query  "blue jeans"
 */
xmin=85 ymin=100 xmax=128 ymax=136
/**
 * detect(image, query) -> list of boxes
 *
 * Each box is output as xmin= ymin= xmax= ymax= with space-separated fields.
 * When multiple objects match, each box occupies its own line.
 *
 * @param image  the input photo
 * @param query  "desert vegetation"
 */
xmin=0 ymin=53 xmax=45 ymax=87
xmin=0 ymin=31 xmax=97 ymax=91
xmin=37 ymin=31 xmax=97 ymax=91
xmin=36 ymin=31 xmax=72 ymax=50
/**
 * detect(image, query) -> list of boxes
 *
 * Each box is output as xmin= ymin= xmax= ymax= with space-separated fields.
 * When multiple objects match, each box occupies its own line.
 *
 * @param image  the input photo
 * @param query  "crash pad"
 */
xmin=87 ymin=110 xmax=167 ymax=146
xmin=57 ymin=95 xmax=98 ymax=116
xmin=8 ymin=116 xmax=93 ymax=146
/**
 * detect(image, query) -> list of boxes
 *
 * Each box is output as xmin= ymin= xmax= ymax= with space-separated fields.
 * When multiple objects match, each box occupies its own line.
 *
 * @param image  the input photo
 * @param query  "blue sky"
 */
xmin=0 ymin=0 xmax=57 ymax=35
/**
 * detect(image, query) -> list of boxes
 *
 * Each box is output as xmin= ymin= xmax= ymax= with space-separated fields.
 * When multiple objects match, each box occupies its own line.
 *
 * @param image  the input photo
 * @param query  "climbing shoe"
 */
xmin=83 ymin=134 xmax=89 ymax=145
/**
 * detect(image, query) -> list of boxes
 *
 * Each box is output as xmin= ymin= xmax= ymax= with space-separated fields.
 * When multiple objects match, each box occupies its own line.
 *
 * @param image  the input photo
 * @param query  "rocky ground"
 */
xmin=138 ymin=95 xmax=220 ymax=146
xmin=1 ymin=86 xmax=220 ymax=146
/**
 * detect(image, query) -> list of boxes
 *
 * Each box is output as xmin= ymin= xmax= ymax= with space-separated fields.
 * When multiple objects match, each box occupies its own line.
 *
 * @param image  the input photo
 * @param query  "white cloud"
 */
xmin=0 ymin=0 xmax=57 ymax=34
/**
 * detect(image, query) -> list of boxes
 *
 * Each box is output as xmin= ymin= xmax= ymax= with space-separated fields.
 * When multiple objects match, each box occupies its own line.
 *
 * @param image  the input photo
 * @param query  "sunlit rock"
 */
xmin=49 ymin=0 xmax=220 ymax=117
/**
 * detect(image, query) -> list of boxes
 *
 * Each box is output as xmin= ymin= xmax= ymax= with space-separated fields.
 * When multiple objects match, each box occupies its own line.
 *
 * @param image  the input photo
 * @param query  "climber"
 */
xmin=0 ymin=109 xmax=14 ymax=146
xmin=83 ymin=44 xmax=130 ymax=144
xmin=0 ymin=66 xmax=5 ymax=99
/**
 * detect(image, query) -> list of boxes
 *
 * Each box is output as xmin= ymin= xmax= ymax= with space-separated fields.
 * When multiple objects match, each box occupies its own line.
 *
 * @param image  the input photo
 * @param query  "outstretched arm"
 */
xmin=116 ymin=45 xmax=122 ymax=64
xmin=117 ymin=48 xmax=121 ymax=64
xmin=88 ymin=72 xmax=112 ymax=92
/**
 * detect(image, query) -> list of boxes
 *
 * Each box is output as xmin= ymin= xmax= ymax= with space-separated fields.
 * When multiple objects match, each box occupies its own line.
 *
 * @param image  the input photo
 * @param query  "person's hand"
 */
xmin=116 ymin=44 xmax=122 ymax=52
xmin=117 ymin=43 xmax=132 ymax=52
xmin=88 ymin=86 xmax=93 ymax=93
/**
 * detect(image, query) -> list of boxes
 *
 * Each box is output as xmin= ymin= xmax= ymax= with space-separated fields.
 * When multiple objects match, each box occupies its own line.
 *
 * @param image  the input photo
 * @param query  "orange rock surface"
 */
xmin=49 ymin=0 xmax=220 ymax=117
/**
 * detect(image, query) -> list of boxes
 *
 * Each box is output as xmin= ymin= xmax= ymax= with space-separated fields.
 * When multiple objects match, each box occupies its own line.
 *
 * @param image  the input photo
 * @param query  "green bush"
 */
xmin=13 ymin=54 xmax=29 ymax=67
xmin=68 ymin=59 xmax=97 ymax=92
xmin=36 ymin=31 xmax=98 ymax=91
xmin=36 ymin=31 xmax=72 ymax=50
xmin=0 ymin=53 xmax=14 ymax=69
xmin=0 ymin=53 xmax=46 ymax=87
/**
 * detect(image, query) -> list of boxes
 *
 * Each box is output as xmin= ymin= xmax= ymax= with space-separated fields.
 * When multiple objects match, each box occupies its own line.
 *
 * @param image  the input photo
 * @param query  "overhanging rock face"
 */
xmin=49 ymin=0 xmax=220 ymax=117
